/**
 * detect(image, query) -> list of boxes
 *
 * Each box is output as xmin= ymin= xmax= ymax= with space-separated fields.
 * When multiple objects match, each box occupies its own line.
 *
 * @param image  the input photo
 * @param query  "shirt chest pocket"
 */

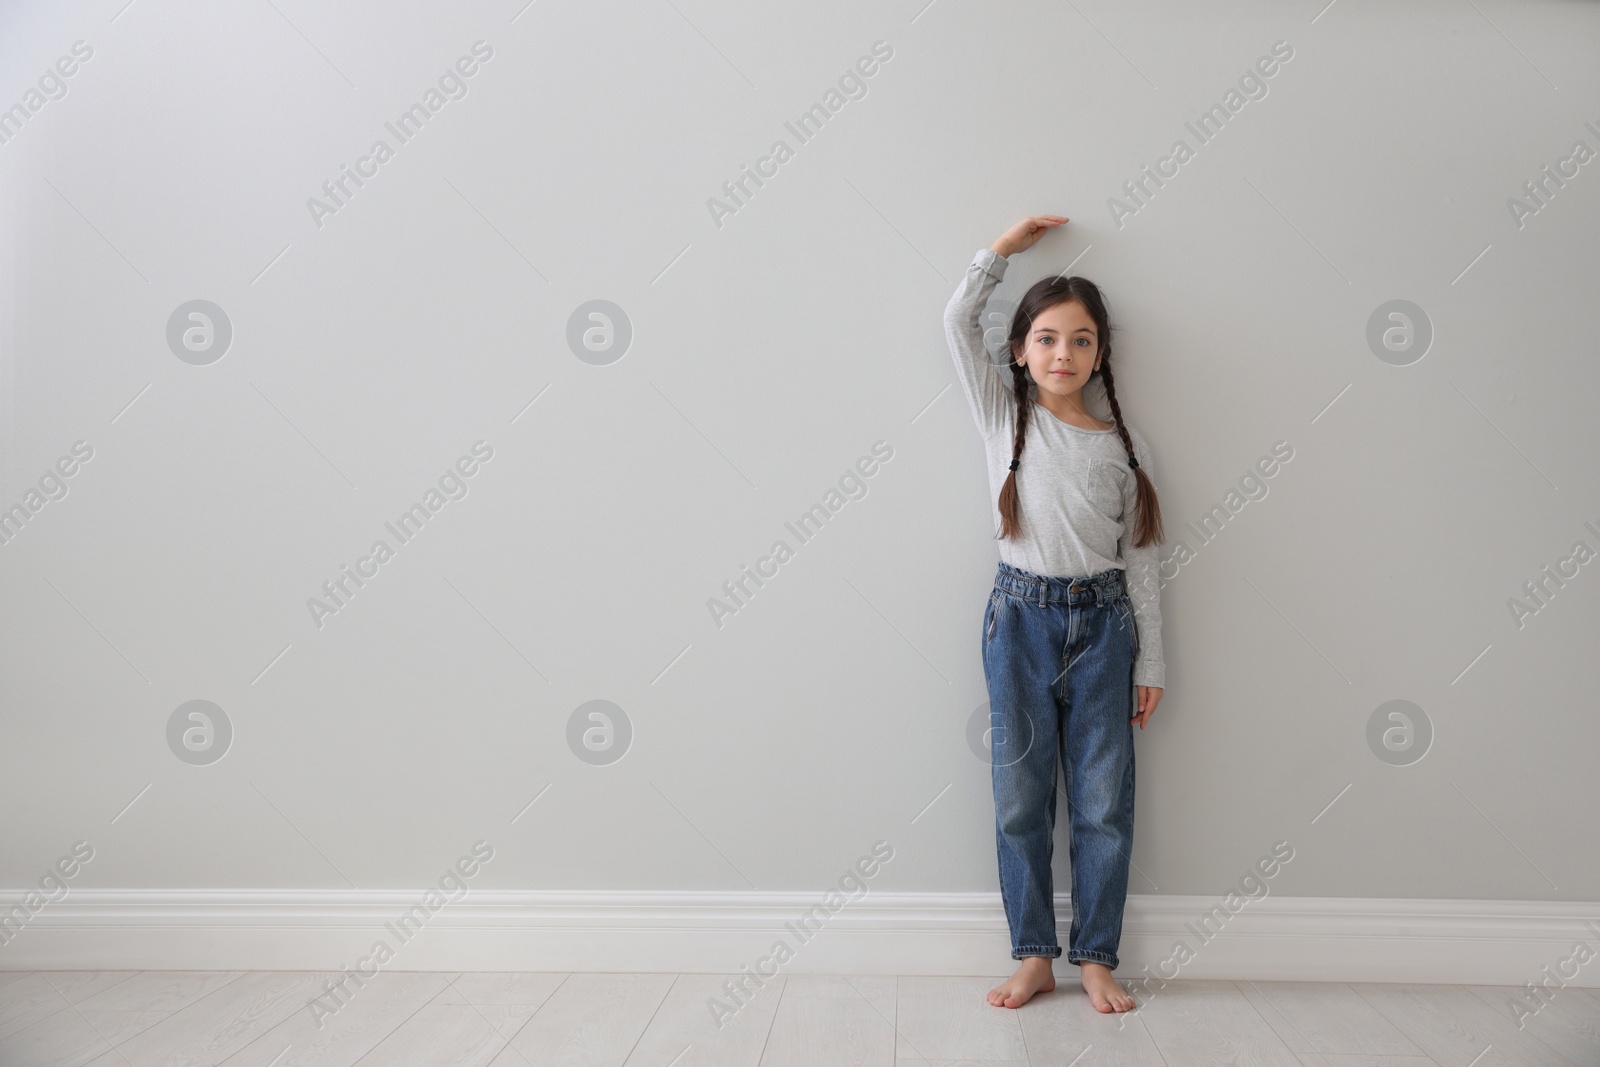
xmin=1086 ymin=458 xmax=1128 ymax=519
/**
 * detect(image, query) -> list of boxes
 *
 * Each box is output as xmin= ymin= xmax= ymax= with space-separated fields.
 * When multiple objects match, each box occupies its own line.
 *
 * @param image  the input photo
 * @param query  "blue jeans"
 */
xmin=983 ymin=560 xmax=1138 ymax=969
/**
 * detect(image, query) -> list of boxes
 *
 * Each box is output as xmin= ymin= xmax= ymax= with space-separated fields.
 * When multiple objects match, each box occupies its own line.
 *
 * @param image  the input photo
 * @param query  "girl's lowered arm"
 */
xmin=1121 ymin=427 xmax=1166 ymax=691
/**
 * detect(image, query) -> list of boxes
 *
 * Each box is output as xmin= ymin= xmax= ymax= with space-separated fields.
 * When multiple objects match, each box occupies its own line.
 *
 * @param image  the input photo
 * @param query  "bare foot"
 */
xmin=1079 ymin=961 xmax=1136 ymax=1013
xmin=987 ymin=956 xmax=1056 ymax=1008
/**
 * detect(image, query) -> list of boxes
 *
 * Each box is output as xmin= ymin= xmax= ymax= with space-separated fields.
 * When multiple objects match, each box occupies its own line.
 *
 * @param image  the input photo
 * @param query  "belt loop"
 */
xmin=1037 ymin=580 xmax=1046 ymax=608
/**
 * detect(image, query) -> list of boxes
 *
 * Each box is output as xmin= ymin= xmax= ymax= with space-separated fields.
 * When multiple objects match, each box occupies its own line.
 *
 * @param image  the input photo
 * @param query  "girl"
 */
xmin=944 ymin=215 xmax=1166 ymax=1014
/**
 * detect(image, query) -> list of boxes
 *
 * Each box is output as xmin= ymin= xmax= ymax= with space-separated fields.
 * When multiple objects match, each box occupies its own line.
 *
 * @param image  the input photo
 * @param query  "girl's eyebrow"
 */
xmin=1033 ymin=326 xmax=1095 ymax=335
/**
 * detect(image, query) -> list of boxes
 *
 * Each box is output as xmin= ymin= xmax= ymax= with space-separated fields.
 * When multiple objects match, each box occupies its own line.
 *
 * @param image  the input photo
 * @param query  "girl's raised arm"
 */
xmin=941 ymin=216 xmax=1068 ymax=439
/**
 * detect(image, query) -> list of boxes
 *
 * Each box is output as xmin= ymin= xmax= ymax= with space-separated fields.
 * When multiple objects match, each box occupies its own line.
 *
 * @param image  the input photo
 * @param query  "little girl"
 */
xmin=944 ymin=215 xmax=1166 ymax=1014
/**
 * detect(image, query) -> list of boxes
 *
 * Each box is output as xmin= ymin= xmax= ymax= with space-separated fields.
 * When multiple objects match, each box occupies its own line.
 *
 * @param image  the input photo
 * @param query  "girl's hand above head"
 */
xmin=990 ymin=215 xmax=1069 ymax=258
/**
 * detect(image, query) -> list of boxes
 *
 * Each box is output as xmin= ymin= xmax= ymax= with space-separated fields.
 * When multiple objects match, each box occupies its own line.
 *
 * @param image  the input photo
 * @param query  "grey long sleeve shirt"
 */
xmin=944 ymin=247 xmax=1166 ymax=689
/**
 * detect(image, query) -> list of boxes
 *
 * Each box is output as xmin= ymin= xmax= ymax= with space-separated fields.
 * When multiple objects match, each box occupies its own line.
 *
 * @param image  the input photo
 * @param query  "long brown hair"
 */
xmin=996 ymin=276 xmax=1164 ymax=548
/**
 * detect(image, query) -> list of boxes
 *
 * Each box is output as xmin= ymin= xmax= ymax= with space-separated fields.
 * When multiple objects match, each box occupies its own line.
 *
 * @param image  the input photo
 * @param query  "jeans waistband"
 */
xmin=994 ymin=560 xmax=1124 ymax=606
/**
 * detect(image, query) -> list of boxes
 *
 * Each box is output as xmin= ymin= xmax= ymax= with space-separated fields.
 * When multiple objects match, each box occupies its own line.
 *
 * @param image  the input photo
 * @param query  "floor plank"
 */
xmin=114 ymin=971 xmax=334 ymax=1067
xmin=0 ymin=1003 xmax=117 ymax=1067
xmin=620 ymin=972 xmax=787 ymax=1067
xmin=1135 ymin=978 xmax=1302 ymax=1066
xmin=1237 ymin=980 xmax=1423 ymax=1057
xmin=1465 ymin=984 xmax=1600 ymax=1067
xmin=78 ymin=1010 xmax=172 ymax=1045
xmin=503 ymin=972 xmax=676 ymax=1066
xmin=1016 ymin=975 xmax=1167 ymax=1067
xmin=0 ymin=972 xmax=35 ymax=991
xmin=755 ymin=977 xmax=899 ymax=1067
xmin=429 ymin=971 xmax=566 ymax=1040
xmin=39 ymin=972 xmax=142 ymax=1005
xmin=218 ymin=971 xmax=454 ymax=1067
xmin=894 ymin=976 xmax=1029 ymax=1062
xmin=351 ymin=1003 xmax=507 ymax=1067
xmin=74 ymin=970 xmax=243 ymax=1014
xmin=1351 ymin=982 xmax=1580 ymax=1067
xmin=0 ymin=973 xmax=69 ymax=1040
xmin=1294 ymin=1056 xmax=1441 ymax=1067
xmin=432 ymin=972 xmax=567 ymax=1008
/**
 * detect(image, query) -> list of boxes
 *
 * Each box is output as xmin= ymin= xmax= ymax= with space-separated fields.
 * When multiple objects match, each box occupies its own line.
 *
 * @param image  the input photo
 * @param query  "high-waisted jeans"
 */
xmin=983 ymin=560 xmax=1138 ymax=969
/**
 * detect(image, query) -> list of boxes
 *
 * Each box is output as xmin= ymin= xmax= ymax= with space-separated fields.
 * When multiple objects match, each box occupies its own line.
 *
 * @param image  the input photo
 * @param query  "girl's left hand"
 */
xmin=1132 ymin=686 xmax=1162 ymax=730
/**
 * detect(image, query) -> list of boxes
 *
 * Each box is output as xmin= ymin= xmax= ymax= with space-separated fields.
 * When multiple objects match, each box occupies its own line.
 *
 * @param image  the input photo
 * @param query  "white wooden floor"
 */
xmin=1 ymin=970 xmax=1596 ymax=1067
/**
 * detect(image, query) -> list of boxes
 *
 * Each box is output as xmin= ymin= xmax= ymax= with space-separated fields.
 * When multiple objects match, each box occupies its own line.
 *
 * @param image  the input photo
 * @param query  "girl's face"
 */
xmin=1014 ymin=298 xmax=1100 ymax=403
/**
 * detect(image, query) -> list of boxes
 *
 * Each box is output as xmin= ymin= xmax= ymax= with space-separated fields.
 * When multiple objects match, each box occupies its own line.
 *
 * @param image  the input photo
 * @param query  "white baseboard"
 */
xmin=2 ymin=890 xmax=1597 ymax=987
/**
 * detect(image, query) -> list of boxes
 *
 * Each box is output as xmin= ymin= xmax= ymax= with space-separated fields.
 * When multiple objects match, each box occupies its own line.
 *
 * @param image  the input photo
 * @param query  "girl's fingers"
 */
xmin=1019 ymin=216 xmax=1068 ymax=243
xmin=998 ymin=215 xmax=1068 ymax=253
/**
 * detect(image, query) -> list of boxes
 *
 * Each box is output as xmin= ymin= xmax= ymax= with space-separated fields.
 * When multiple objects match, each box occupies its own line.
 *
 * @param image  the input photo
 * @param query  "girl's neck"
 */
xmin=1034 ymin=393 xmax=1113 ymax=432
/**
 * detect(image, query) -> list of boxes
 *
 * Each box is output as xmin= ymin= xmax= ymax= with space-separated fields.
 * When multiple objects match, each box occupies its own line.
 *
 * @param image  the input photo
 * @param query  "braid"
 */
xmin=996 ymin=358 xmax=1032 ymax=540
xmin=1097 ymin=360 xmax=1164 ymax=548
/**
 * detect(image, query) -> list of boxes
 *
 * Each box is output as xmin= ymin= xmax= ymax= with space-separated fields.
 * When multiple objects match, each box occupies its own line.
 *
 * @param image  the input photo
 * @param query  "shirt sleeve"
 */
xmin=1121 ymin=426 xmax=1166 ymax=689
xmin=942 ymin=248 xmax=1015 ymax=439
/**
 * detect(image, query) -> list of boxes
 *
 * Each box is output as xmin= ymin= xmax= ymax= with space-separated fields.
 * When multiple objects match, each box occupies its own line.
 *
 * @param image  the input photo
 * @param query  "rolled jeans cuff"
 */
xmin=1011 ymin=945 xmax=1062 ymax=960
xmin=1067 ymin=950 xmax=1119 ymax=969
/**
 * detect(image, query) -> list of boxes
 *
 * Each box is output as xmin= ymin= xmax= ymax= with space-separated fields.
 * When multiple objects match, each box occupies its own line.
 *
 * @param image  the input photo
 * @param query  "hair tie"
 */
xmin=1128 ymin=456 xmax=1139 ymax=469
xmin=1008 ymin=459 xmax=1019 ymax=471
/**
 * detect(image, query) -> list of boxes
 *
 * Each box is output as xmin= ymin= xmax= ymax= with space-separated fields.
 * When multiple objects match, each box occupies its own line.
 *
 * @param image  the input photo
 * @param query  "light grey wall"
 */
xmin=2 ymin=0 xmax=1597 ymax=907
